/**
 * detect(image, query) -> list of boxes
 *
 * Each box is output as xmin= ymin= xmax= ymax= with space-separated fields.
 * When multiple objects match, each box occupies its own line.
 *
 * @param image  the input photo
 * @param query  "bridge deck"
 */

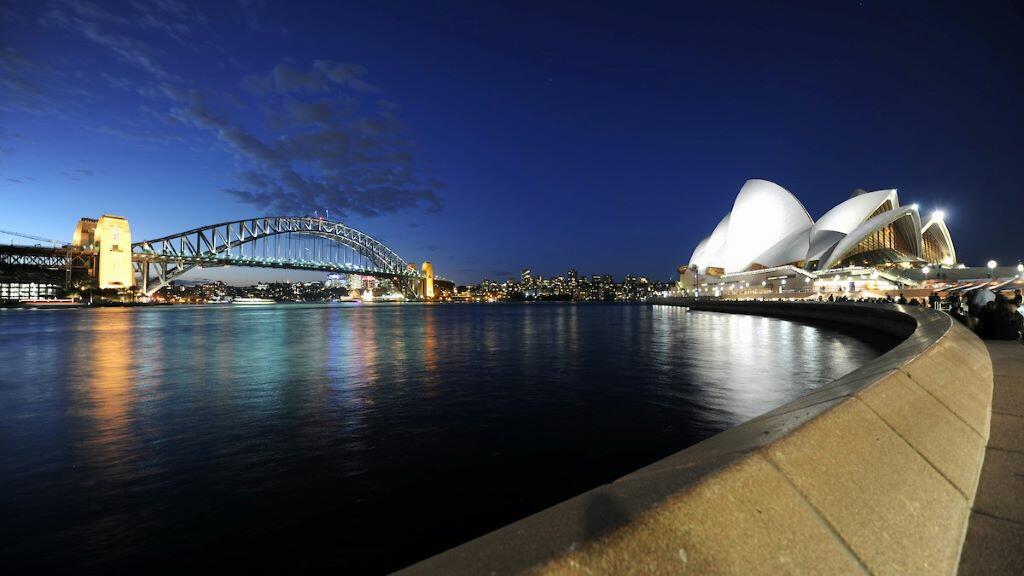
xmin=958 ymin=341 xmax=1024 ymax=574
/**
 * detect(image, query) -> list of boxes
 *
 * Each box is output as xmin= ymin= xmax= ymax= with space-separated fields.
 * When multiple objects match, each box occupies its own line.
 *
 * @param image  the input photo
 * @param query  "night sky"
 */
xmin=2 ymin=1 xmax=1021 ymax=285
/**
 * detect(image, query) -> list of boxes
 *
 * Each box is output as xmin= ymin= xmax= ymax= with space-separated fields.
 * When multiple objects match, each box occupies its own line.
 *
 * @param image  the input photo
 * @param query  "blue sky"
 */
xmin=1 ymin=1 xmax=1021 ymax=284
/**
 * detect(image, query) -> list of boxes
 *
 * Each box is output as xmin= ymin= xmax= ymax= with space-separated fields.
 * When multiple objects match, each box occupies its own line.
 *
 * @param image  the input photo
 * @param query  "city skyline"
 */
xmin=3 ymin=1 xmax=1023 ymax=285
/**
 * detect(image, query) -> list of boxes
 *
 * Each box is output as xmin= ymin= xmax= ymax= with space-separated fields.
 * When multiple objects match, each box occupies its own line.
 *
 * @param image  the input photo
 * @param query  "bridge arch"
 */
xmin=132 ymin=216 xmax=419 ymax=296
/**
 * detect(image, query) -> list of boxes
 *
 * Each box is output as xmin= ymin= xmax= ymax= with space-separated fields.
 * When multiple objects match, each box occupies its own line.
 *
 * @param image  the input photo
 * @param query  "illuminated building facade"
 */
xmin=73 ymin=214 xmax=135 ymax=289
xmin=688 ymin=180 xmax=956 ymax=275
xmin=420 ymin=261 xmax=435 ymax=299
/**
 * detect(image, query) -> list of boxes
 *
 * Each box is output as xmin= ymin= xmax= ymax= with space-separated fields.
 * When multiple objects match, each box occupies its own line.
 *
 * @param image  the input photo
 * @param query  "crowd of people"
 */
xmin=817 ymin=288 xmax=1023 ymax=341
xmin=971 ymin=290 xmax=1023 ymax=340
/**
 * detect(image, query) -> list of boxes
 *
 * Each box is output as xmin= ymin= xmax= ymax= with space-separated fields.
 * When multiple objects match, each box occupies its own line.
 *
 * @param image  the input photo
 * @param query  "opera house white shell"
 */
xmin=688 ymin=180 xmax=956 ymax=275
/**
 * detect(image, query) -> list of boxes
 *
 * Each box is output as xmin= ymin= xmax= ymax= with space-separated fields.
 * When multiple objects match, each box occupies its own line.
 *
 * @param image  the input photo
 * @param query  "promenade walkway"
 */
xmin=959 ymin=341 xmax=1024 ymax=574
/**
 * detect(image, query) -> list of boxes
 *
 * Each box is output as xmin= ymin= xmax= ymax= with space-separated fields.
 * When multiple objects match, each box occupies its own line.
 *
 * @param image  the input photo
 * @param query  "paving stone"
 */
xmin=992 ymin=374 xmax=1024 ymax=418
xmin=973 ymin=447 xmax=1024 ymax=525
xmin=958 ymin=512 xmax=1024 ymax=575
xmin=986 ymin=342 xmax=1024 ymax=378
xmin=989 ymin=412 xmax=1024 ymax=454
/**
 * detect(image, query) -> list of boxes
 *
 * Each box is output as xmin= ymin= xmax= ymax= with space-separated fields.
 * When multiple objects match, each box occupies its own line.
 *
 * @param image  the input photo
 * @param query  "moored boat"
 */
xmin=21 ymin=299 xmax=83 ymax=309
xmin=232 ymin=297 xmax=277 ymax=305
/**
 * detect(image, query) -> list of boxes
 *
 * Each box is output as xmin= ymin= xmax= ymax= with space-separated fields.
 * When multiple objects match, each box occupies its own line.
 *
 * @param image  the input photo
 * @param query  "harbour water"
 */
xmin=0 ymin=303 xmax=884 ymax=573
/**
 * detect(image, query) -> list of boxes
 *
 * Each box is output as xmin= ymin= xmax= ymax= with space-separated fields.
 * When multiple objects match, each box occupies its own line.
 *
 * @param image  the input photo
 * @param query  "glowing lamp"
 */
xmin=988 ymin=260 xmax=997 ymax=269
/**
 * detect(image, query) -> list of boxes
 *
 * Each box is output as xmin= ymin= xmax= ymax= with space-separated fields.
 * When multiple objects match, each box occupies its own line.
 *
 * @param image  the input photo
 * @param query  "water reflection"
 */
xmin=81 ymin=310 xmax=137 ymax=476
xmin=0 ymin=303 xmax=882 ymax=574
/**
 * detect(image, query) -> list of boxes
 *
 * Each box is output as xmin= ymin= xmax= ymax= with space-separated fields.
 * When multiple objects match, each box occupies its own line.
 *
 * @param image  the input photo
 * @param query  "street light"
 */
xmin=988 ymin=260 xmax=997 ymax=280
xmin=1017 ymin=261 xmax=1023 ymax=273
xmin=922 ymin=266 xmax=930 ymax=281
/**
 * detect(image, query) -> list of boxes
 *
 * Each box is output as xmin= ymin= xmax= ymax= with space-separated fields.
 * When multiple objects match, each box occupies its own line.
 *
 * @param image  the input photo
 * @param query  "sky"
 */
xmin=1 ymin=0 xmax=1022 ymax=285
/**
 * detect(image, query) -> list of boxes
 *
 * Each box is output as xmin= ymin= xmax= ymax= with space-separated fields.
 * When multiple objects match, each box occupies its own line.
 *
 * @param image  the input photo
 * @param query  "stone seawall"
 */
xmin=397 ymin=300 xmax=993 ymax=575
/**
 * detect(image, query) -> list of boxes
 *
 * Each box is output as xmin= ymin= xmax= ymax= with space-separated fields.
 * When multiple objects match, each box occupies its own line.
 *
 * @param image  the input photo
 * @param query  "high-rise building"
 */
xmin=521 ymin=268 xmax=532 ymax=286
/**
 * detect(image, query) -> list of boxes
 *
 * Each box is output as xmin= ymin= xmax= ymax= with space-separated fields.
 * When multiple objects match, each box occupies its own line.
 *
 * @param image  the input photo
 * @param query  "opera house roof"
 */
xmin=688 ymin=179 xmax=956 ymax=275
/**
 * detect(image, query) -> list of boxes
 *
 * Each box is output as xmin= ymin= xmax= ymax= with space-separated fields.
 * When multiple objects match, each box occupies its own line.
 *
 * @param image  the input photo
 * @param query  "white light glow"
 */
xmin=910 ymin=203 xmax=919 ymax=211
xmin=988 ymin=260 xmax=998 ymax=269
xmin=931 ymin=210 xmax=944 ymax=221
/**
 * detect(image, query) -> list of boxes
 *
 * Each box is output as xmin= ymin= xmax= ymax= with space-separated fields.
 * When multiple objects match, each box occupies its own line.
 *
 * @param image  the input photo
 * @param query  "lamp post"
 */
xmin=922 ymin=266 xmax=930 ymax=283
xmin=988 ymin=260 xmax=997 ymax=280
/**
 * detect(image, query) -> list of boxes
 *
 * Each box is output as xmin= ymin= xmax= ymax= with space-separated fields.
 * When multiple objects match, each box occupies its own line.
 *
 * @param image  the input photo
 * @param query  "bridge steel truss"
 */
xmin=0 ymin=245 xmax=95 ymax=269
xmin=132 ymin=216 xmax=421 ymax=296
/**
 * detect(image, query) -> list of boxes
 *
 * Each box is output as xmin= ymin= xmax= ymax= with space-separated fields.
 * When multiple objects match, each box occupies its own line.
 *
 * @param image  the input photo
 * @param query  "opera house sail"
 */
xmin=687 ymin=179 xmax=956 ymax=277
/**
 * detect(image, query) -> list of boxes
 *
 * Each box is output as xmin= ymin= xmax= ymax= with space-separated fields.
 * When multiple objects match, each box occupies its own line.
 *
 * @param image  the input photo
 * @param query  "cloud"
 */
xmin=12 ymin=2 xmax=440 ymax=219
xmin=8 ymin=178 xmax=23 ymax=183
xmin=0 ymin=43 xmax=62 ymax=114
xmin=41 ymin=3 xmax=173 ymax=80
xmin=169 ymin=62 xmax=442 ymax=218
xmin=59 ymin=162 xmax=95 ymax=181
xmin=243 ymin=61 xmax=380 ymax=95
xmin=95 ymin=125 xmax=184 ymax=144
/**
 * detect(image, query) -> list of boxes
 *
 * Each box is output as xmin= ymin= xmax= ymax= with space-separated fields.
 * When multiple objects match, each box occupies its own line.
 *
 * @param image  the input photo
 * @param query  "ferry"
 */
xmin=231 ymin=297 xmax=277 ymax=305
xmin=21 ymin=299 xmax=83 ymax=309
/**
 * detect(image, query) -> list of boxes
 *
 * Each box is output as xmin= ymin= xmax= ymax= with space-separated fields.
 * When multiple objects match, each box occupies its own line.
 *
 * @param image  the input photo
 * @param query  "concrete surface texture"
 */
xmin=396 ymin=302 xmax=996 ymax=575
xmin=958 ymin=341 xmax=1024 ymax=575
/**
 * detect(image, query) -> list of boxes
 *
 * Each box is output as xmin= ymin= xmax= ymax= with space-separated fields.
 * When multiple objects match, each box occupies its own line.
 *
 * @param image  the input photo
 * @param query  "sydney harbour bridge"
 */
xmin=0 ymin=216 xmax=433 ymax=298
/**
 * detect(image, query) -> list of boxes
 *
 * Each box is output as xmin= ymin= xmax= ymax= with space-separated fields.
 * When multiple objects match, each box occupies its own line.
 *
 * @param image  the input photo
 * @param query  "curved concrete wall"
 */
xmin=397 ymin=301 xmax=993 ymax=575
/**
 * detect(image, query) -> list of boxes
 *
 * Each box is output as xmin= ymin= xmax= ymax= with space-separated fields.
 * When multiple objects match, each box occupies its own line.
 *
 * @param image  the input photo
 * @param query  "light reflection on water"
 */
xmin=0 ymin=303 xmax=882 ymax=573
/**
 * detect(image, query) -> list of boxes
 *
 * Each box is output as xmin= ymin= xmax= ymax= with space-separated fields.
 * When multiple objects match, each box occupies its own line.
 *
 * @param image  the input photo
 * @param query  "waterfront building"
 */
xmin=682 ymin=180 xmax=964 ymax=296
xmin=0 ymin=282 xmax=62 ymax=301
xmin=689 ymin=180 xmax=956 ymax=275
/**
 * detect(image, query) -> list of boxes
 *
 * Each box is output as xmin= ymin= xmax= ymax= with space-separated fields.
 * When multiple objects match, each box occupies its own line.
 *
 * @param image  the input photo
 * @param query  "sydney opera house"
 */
xmin=683 ymin=179 xmax=959 ymax=295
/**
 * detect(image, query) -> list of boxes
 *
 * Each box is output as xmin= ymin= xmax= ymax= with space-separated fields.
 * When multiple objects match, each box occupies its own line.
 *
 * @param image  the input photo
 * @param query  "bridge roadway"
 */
xmin=0 ymin=243 xmax=418 ymax=287
xmin=1 ymin=216 xmax=426 ymax=296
